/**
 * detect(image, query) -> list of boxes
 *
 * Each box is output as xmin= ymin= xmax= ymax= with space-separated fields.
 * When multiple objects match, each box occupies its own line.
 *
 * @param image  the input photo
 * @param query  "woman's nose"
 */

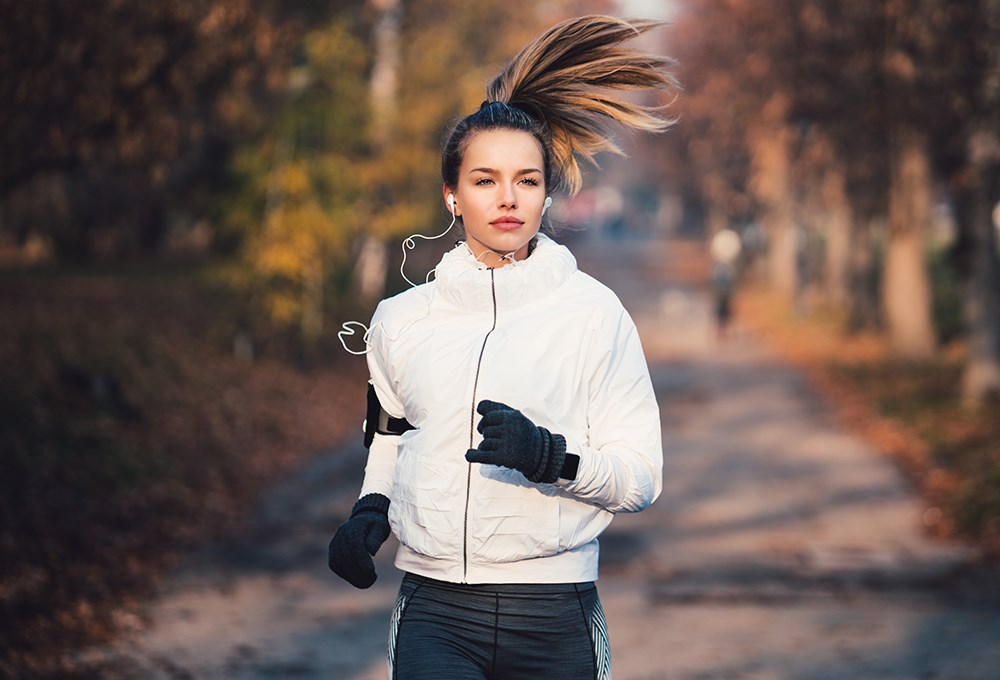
xmin=498 ymin=183 xmax=518 ymax=208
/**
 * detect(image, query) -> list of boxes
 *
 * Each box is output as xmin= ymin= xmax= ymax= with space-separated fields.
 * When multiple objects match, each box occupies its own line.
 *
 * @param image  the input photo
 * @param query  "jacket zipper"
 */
xmin=464 ymin=268 xmax=498 ymax=582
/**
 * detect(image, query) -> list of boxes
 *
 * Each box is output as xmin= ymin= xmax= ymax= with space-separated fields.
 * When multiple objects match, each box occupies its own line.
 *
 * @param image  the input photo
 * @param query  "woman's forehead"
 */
xmin=461 ymin=129 xmax=545 ymax=169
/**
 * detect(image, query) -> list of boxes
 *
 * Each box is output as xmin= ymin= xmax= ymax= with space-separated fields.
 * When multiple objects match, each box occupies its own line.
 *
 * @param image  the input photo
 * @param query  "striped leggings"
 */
xmin=388 ymin=573 xmax=611 ymax=680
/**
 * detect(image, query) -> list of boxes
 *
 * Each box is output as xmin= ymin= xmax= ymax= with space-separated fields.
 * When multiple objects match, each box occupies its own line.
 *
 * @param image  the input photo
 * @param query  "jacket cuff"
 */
xmin=537 ymin=428 xmax=567 ymax=484
xmin=352 ymin=492 xmax=390 ymax=517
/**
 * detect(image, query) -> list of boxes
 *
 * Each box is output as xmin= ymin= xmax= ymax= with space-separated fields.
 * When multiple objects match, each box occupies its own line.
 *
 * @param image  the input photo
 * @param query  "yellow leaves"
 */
xmin=265 ymin=295 xmax=300 ymax=326
xmin=276 ymin=164 xmax=311 ymax=200
xmin=250 ymin=205 xmax=331 ymax=330
xmin=304 ymin=18 xmax=370 ymax=145
xmin=306 ymin=19 xmax=368 ymax=78
xmin=252 ymin=199 xmax=346 ymax=277
xmin=232 ymin=15 xmax=373 ymax=336
xmin=369 ymin=201 xmax=436 ymax=242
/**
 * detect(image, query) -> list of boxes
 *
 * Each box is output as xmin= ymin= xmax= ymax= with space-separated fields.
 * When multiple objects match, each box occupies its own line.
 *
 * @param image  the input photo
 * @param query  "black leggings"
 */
xmin=388 ymin=573 xmax=611 ymax=680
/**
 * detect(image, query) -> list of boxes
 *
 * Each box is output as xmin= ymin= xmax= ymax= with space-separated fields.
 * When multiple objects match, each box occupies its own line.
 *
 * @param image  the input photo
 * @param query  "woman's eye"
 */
xmin=475 ymin=178 xmax=494 ymax=186
xmin=520 ymin=178 xmax=539 ymax=186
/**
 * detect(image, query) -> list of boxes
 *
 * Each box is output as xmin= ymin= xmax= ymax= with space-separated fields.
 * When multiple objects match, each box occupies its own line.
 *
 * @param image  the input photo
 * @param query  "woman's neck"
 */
xmin=465 ymin=236 xmax=538 ymax=268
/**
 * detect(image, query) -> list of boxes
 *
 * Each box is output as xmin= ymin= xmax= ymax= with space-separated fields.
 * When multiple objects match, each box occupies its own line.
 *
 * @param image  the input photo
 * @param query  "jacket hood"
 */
xmin=434 ymin=233 xmax=578 ymax=313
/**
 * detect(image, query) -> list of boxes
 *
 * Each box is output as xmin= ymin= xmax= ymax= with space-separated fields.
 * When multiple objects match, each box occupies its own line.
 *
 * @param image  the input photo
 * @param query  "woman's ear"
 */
xmin=442 ymin=185 xmax=458 ymax=215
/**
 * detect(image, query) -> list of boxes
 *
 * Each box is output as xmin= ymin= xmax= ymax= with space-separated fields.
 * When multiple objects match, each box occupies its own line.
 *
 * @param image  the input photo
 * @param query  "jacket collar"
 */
xmin=433 ymin=233 xmax=577 ymax=313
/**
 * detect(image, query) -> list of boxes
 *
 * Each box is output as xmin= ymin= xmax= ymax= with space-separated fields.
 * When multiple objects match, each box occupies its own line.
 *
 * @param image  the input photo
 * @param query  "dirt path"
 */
xmin=86 ymin=234 xmax=1000 ymax=679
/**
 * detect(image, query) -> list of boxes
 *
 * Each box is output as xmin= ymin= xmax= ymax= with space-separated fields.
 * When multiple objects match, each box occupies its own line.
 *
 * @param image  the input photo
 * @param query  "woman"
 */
xmin=328 ymin=15 xmax=677 ymax=679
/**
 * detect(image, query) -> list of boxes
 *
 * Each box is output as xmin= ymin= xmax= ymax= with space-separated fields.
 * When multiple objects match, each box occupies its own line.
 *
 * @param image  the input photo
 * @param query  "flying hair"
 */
xmin=483 ymin=15 xmax=679 ymax=196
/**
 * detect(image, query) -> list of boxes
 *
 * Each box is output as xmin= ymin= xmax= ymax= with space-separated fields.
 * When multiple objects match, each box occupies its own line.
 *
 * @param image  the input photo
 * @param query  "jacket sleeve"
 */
xmin=358 ymin=302 xmax=405 ymax=500
xmin=359 ymin=432 xmax=399 ymax=499
xmin=557 ymin=307 xmax=662 ymax=513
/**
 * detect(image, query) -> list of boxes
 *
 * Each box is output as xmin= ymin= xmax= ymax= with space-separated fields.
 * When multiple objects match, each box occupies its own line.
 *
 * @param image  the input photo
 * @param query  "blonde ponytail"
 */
xmin=442 ymin=15 xmax=678 ymax=196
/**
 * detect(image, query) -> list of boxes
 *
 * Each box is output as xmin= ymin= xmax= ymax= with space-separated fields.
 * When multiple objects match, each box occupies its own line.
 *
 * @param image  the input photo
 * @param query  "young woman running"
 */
xmin=328 ymin=15 xmax=677 ymax=679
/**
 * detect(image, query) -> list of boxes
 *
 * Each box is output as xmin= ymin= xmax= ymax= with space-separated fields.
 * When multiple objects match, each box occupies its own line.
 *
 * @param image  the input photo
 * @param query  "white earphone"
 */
xmin=542 ymin=196 xmax=553 ymax=215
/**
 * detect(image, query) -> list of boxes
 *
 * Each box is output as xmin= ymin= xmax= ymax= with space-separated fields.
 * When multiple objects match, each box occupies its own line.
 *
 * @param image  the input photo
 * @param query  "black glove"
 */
xmin=328 ymin=493 xmax=391 ymax=589
xmin=465 ymin=400 xmax=567 ymax=484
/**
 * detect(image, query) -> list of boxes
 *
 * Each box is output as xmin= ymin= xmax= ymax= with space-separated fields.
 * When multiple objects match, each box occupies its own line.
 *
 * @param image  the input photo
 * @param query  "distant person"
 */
xmin=709 ymin=227 xmax=742 ymax=340
xmin=326 ymin=15 xmax=676 ymax=680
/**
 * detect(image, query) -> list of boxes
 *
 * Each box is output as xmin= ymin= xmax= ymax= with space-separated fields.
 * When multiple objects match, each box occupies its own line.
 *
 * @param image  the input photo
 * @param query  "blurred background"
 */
xmin=2 ymin=0 xmax=999 ymax=676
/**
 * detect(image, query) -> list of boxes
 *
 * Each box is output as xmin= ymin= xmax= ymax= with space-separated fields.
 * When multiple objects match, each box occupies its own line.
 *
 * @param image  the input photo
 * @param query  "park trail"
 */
xmin=83 ymin=232 xmax=1000 ymax=680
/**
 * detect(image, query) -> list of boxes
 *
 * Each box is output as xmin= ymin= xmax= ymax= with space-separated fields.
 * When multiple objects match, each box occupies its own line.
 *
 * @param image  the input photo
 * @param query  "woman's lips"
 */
xmin=491 ymin=218 xmax=524 ymax=231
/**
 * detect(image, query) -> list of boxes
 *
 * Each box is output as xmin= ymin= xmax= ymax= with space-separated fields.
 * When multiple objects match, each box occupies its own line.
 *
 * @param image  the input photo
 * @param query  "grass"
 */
xmin=737 ymin=285 xmax=1000 ymax=557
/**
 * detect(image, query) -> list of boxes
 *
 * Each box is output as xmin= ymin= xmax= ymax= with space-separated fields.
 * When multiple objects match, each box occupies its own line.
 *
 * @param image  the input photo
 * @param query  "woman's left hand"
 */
xmin=465 ymin=400 xmax=566 ymax=483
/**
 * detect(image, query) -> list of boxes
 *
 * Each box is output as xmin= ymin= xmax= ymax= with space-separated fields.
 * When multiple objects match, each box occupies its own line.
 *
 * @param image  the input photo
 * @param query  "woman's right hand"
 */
xmin=328 ymin=493 xmax=391 ymax=588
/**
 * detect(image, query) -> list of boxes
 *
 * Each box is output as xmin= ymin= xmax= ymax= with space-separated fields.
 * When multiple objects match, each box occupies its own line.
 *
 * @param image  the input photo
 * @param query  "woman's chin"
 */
xmin=485 ymin=230 xmax=539 ymax=254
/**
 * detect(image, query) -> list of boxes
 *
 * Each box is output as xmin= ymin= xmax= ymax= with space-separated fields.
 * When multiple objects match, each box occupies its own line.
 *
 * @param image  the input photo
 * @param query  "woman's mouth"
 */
xmin=490 ymin=217 xmax=524 ymax=231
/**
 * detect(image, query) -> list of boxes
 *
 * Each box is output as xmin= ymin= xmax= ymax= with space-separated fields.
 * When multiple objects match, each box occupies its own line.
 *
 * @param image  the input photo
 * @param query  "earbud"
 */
xmin=542 ymin=196 xmax=553 ymax=215
xmin=447 ymin=193 xmax=456 ymax=212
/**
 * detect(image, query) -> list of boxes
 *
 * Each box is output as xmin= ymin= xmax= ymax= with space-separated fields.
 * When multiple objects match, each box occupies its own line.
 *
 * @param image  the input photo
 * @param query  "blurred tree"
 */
xmin=353 ymin=0 xmax=402 ymax=305
xmin=956 ymin=0 xmax=1000 ymax=401
xmin=240 ymin=15 xmax=370 ymax=352
xmin=0 ymin=0 xmax=304 ymax=259
xmin=877 ymin=0 xmax=945 ymax=359
xmin=666 ymin=0 xmax=1000 ymax=369
xmin=668 ymin=0 xmax=804 ymax=302
xmin=809 ymin=0 xmax=889 ymax=332
xmin=661 ymin=3 xmax=748 ymax=246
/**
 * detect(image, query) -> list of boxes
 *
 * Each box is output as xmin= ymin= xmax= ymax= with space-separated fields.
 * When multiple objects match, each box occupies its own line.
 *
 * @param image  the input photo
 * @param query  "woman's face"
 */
xmin=444 ymin=128 xmax=547 ymax=266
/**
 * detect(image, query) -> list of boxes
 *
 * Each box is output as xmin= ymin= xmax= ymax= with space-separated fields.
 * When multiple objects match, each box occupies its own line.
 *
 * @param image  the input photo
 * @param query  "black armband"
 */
xmin=364 ymin=383 xmax=415 ymax=449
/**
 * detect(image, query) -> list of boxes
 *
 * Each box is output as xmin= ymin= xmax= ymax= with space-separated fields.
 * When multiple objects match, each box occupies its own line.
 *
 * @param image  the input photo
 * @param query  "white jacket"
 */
xmin=359 ymin=234 xmax=662 ymax=584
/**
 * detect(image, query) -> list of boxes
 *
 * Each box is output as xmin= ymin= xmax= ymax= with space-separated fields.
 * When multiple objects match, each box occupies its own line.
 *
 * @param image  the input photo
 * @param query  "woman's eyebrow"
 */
xmin=467 ymin=167 xmax=542 ymax=175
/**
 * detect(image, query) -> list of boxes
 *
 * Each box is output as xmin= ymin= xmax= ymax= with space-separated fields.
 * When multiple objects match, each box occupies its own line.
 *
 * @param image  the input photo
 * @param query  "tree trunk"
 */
xmin=748 ymin=94 xmax=797 ymax=306
xmin=354 ymin=0 xmax=402 ymax=303
xmin=302 ymin=254 xmax=324 ymax=352
xmin=355 ymin=234 xmax=389 ymax=301
xmin=846 ymin=216 xmax=880 ymax=333
xmin=820 ymin=160 xmax=852 ymax=310
xmin=960 ymin=176 xmax=1000 ymax=401
xmin=960 ymin=0 xmax=1000 ymax=401
xmin=882 ymin=125 xmax=936 ymax=358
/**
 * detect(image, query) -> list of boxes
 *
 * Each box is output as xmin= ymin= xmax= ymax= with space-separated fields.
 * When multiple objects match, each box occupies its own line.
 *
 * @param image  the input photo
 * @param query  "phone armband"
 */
xmin=364 ymin=383 xmax=415 ymax=448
